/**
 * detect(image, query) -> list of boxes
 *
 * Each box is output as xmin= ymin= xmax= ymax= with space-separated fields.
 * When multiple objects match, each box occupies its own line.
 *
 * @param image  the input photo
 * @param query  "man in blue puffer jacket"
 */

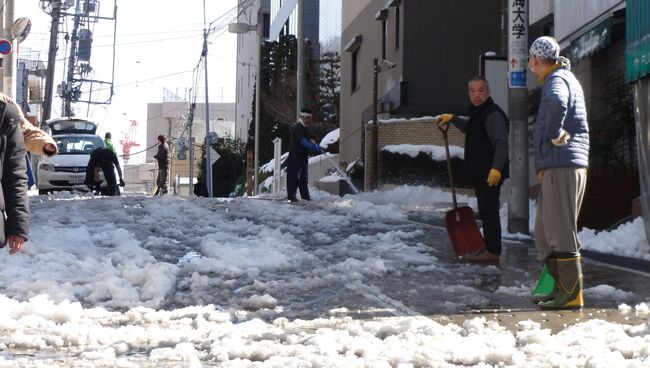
xmin=528 ymin=36 xmax=589 ymax=310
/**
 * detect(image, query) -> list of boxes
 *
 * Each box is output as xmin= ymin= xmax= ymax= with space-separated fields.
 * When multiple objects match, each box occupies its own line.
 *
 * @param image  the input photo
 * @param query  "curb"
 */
xmin=581 ymin=249 xmax=650 ymax=275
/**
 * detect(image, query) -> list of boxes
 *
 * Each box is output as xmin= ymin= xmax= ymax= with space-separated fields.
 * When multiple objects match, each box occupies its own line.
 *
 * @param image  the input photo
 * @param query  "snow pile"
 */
xmin=383 ymin=144 xmax=464 ymax=160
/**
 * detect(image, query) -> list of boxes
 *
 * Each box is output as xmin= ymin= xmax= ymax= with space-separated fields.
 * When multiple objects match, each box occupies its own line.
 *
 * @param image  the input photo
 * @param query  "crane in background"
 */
xmin=120 ymin=119 xmax=140 ymax=164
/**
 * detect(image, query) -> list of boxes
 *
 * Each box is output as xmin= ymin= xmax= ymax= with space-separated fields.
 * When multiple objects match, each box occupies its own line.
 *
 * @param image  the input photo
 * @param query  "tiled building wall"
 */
xmin=363 ymin=119 xmax=465 ymax=191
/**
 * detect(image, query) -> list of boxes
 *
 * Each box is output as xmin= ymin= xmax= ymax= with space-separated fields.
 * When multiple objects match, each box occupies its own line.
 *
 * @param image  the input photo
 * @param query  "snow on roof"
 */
xmin=320 ymin=128 xmax=340 ymax=149
xmin=366 ymin=115 xmax=441 ymax=125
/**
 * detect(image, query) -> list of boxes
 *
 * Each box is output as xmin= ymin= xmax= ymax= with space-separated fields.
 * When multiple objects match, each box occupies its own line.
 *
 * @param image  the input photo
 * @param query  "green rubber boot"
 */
xmin=531 ymin=262 xmax=556 ymax=303
xmin=538 ymin=256 xmax=583 ymax=310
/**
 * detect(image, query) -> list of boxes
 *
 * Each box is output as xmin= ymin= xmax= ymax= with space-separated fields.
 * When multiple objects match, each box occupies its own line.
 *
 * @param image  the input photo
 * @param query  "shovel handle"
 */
xmin=439 ymin=124 xmax=458 ymax=209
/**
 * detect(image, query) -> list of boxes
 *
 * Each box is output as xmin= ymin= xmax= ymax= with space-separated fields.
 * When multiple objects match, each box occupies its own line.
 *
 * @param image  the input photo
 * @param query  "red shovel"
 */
xmin=439 ymin=124 xmax=486 ymax=256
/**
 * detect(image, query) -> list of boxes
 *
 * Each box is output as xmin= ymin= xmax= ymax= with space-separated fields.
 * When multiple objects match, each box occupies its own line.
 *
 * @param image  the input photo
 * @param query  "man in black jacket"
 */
xmin=153 ymin=135 xmax=170 ymax=195
xmin=85 ymin=147 xmax=125 ymax=196
xmin=286 ymin=108 xmax=322 ymax=202
xmin=0 ymin=101 xmax=29 ymax=255
xmin=438 ymin=76 xmax=509 ymax=262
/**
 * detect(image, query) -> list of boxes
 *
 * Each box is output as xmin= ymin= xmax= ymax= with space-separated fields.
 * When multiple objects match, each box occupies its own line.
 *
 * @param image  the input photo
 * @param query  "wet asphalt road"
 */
xmin=127 ymin=196 xmax=650 ymax=324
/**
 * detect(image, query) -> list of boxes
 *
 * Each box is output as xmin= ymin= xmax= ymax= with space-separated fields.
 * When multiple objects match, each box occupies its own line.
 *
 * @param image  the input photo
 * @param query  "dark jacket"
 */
xmin=289 ymin=121 xmax=321 ymax=157
xmin=0 ymin=102 xmax=29 ymax=244
xmin=85 ymin=147 xmax=121 ymax=186
xmin=154 ymin=142 xmax=170 ymax=168
xmin=451 ymin=97 xmax=509 ymax=177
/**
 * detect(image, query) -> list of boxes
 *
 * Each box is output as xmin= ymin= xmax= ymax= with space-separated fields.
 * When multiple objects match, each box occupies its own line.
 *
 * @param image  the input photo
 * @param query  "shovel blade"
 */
xmin=444 ymin=206 xmax=486 ymax=256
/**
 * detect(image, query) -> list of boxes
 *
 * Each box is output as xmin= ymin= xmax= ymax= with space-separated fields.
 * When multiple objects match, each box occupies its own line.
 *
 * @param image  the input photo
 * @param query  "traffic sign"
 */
xmin=510 ymin=71 xmax=526 ymax=87
xmin=508 ymin=0 xmax=528 ymax=88
xmin=208 ymin=148 xmax=220 ymax=166
xmin=0 ymin=40 xmax=12 ymax=55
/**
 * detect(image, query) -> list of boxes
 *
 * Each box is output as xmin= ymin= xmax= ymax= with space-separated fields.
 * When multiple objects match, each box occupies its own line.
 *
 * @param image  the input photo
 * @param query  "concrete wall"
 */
xmin=554 ymin=0 xmax=624 ymax=46
xmin=530 ymin=0 xmax=553 ymax=25
xmin=363 ymin=118 xmax=465 ymax=191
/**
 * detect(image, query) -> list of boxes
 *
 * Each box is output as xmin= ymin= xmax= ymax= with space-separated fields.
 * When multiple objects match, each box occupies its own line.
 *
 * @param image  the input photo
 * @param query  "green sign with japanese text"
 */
xmin=626 ymin=0 xmax=650 ymax=82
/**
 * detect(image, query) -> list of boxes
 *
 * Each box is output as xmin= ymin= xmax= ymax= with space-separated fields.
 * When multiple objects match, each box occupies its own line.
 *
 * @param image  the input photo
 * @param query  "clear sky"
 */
xmin=16 ymin=0 xmax=238 ymax=163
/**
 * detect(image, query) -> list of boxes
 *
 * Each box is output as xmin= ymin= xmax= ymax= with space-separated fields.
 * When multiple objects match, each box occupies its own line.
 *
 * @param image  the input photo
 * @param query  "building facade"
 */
xmin=235 ymin=0 xmax=324 ymax=144
xmin=319 ymin=0 xmax=341 ymax=53
xmin=339 ymin=0 xmax=504 ymax=167
xmin=235 ymin=0 xmax=270 ymax=143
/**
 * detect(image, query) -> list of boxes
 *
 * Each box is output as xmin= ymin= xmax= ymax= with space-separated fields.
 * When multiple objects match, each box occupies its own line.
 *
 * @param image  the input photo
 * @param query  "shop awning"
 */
xmin=626 ymin=0 xmax=650 ymax=82
xmin=569 ymin=18 xmax=612 ymax=64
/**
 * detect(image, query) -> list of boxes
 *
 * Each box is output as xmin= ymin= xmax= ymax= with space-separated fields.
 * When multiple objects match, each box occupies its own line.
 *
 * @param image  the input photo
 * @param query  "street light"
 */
xmin=371 ymin=58 xmax=397 ymax=190
xmin=229 ymin=22 xmax=262 ymax=196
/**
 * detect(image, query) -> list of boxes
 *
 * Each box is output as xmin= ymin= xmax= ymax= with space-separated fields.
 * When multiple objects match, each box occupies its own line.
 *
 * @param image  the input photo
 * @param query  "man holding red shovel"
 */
xmin=438 ymin=76 xmax=509 ymax=262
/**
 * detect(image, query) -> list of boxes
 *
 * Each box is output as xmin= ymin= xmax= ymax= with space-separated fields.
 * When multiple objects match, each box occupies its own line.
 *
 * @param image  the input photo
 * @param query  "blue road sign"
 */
xmin=509 ymin=71 xmax=527 ymax=88
xmin=0 ymin=40 xmax=12 ymax=55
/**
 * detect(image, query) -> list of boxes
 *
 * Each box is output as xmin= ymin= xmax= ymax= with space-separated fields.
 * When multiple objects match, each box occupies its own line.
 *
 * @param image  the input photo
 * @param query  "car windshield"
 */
xmin=55 ymin=136 xmax=104 ymax=154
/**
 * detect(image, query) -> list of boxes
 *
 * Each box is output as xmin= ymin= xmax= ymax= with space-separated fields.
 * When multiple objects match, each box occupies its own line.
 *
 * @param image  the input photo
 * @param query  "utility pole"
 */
xmin=188 ymin=100 xmax=194 ymax=196
xmin=507 ymin=0 xmax=529 ymax=234
xmin=2 ymin=0 xmax=16 ymax=98
xmin=42 ymin=1 xmax=62 ymax=125
xmin=202 ymin=0 xmax=213 ymax=197
xmin=371 ymin=58 xmax=379 ymax=191
xmin=253 ymin=32 xmax=261 ymax=195
xmin=296 ymin=0 xmax=305 ymax=116
xmin=63 ymin=0 xmax=83 ymax=116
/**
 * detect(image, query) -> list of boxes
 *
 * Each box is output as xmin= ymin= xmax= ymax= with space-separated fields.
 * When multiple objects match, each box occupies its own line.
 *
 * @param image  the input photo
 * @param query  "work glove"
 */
xmin=537 ymin=170 xmax=544 ymax=181
xmin=43 ymin=143 xmax=58 ymax=156
xmin=487 ymin=168 xmax=502 ymax=187
xmin=437 ymin=114 xmax=454 ymax=128
xmin=551 ymin=128 xmax=571 ymax=146
xmin=119 ymin=178 xmax=125 ymax=187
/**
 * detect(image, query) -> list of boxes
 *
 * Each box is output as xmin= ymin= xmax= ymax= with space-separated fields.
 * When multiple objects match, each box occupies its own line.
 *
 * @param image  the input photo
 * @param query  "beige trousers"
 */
xmin=534 ymin=167 xmax=587 ymax=261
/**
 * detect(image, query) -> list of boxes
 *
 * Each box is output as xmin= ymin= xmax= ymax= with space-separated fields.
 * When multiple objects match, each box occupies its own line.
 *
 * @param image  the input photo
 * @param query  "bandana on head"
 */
xmin=529 ymin=36 xmax=571 ymax=70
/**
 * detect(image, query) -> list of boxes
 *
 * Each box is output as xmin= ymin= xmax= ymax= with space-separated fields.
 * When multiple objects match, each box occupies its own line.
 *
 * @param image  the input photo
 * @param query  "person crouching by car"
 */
xmin=85 ymin=147 xmax=125 ymax=196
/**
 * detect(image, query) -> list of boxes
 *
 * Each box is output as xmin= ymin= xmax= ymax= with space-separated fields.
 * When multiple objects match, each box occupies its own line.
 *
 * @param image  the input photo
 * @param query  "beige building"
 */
xmin=145 ymin=100 xmax=236 ymax=195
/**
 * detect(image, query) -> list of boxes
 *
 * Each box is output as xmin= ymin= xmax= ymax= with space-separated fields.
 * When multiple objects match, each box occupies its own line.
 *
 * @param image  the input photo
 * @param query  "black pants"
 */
xmin=84 ymin=163 xmax=120 ymax=196
xmin=472 ymin=174 xmax=502 ymax=255
xmin=286 ymin=152 xmax=309 ymax=199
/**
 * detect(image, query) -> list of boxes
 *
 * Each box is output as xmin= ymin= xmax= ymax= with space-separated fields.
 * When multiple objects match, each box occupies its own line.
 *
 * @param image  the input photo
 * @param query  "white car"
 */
xmin=37 ymin=117 xmax=107 ymax=195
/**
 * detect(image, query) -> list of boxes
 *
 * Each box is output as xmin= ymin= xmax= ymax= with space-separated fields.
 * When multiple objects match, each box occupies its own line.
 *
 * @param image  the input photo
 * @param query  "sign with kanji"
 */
xmin=508 ymin=0 xmax=528 ymax=88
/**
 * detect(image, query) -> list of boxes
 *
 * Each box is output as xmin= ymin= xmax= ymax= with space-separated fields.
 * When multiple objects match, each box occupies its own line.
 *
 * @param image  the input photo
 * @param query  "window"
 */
xmin=345 ymin=35 xmax=363 ymax=92
xmin=262 ymin=13 xmax=270 ymax=39
xmin=395 ymin=6 xmax=400 ymax=49
xmin=352 ymin=50 xmax=359 ymax=92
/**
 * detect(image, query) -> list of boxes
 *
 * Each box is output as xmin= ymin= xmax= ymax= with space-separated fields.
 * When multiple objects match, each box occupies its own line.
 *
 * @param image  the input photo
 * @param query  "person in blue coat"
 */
xmin=286 ymin=108 xmax=322 ymax=202
xmin=528 ymin=36 xmax=589 ymax=310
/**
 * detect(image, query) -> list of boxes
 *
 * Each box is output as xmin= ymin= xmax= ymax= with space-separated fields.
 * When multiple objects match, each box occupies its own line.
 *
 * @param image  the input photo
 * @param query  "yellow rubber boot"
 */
xmin=538 ymin=256 xmax=583 ymax=310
